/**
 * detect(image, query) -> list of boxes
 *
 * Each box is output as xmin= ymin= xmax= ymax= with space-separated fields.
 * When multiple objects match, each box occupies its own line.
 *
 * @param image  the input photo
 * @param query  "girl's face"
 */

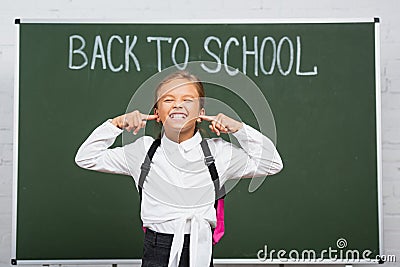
xmin=155 ymin=78 xmax=205 ymax=134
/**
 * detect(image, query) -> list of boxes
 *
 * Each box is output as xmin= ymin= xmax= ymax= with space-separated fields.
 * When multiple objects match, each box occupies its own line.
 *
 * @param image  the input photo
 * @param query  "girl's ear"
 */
xmin=154 ymin=108 xmax=161 ymax=123
xmin=197 ymin=108 xmax=205 ymax=122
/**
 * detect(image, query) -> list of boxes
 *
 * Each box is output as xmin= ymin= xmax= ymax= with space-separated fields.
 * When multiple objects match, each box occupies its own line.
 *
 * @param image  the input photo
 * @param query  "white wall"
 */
xmin=0 ymin=0 xmax=399 ymax=266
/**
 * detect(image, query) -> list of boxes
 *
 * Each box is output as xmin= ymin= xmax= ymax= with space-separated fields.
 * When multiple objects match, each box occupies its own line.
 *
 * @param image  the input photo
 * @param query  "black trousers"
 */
xmin=142 ymin=228 xmax=214 ymax=267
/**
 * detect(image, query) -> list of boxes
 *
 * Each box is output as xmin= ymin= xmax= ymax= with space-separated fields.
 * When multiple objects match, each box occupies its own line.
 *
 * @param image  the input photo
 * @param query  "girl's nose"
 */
xmin=173 ymin=100 xmax=184 ymax=108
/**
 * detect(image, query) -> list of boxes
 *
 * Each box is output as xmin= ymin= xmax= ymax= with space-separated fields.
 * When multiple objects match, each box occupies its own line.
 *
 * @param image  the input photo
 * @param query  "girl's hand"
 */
xmin=198 ymin=114 xmax=243 ymax=136
xmin=111 ymin=111 xmax=158 ymax=135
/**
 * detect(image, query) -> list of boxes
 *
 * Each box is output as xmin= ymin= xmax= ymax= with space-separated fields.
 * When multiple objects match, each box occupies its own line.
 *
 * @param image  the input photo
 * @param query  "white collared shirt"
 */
xmin=75 ymin=120 xmax=283 ymax=267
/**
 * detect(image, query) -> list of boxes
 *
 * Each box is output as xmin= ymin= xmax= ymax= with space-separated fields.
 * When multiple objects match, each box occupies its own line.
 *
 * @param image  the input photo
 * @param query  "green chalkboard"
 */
xmin=13 ymin=20 xmax=382 ymax=265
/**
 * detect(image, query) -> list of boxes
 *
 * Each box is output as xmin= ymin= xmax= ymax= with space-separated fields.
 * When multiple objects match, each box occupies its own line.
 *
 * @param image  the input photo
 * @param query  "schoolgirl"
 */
xmin=75 ymin=71 xmax=283 ymax=267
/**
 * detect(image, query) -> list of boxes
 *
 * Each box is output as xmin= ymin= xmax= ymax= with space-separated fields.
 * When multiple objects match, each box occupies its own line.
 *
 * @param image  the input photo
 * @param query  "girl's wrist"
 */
xmin=111 ymin=117 xmax=121 ymax=128
xmin=235 ymin=122 xmax=244 ymax=132
xmin=231 ymin=122 xmax=243 ymax=133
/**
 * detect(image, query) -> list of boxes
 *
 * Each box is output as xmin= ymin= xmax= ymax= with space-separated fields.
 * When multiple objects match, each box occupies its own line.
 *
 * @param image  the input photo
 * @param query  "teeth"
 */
xmin=170 ymin=114 xmax=186 ymax=119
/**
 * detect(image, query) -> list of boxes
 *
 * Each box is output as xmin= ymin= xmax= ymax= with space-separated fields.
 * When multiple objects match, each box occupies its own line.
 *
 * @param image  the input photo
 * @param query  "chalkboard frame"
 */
xmin=11 ymin=18 xmax=383 ymax=265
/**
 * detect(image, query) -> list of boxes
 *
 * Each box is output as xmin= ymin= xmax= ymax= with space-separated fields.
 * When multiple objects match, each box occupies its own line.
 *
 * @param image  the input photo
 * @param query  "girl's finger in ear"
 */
xmin=142 ymin=114 xmax=158 ymax=121
xmin=198 ymin=115 xmax=215 ymax=122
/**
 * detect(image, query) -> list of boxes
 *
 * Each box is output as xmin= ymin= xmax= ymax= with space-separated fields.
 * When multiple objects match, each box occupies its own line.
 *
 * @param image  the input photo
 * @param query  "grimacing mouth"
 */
xmin=168 ymin=111 xmax=188 ymax=119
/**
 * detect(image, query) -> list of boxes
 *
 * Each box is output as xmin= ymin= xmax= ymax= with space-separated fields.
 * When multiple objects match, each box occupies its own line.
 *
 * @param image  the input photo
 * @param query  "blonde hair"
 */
xmin=154 ymin=71 xmax=205 ymax=109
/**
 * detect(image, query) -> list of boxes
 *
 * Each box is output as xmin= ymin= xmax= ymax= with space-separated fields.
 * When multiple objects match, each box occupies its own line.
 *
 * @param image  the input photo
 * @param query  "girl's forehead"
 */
xmin=157 ymin=79 xmax=199 ymax=97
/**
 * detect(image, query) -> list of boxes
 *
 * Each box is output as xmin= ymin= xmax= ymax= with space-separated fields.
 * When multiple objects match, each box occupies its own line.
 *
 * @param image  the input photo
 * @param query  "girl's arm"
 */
xmin=75 ymin=120 xmax=131 ymax=175
xmin=199 ymin=114 xmax=283 ymax=181
xmin=75 ymin=111 xmax=158 ymax=175
xmin=227 ymin=123 xmax=283 ymax=178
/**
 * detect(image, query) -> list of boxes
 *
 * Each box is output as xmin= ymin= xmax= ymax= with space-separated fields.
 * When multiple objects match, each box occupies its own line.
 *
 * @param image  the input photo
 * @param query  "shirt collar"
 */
xmin=161 ymin=131 xmax=202 ymax=152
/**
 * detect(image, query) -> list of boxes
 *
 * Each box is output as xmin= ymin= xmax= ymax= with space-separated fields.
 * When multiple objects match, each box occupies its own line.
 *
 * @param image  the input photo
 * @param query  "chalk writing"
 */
xmin=68 ymin=34 xmax=318 ymax=76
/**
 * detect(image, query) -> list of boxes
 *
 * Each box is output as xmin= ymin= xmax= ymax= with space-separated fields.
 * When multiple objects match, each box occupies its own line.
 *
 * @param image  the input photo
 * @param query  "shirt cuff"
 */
xmin=232 ymin=122 xmax=250 ymax=138
xmin=232 ymin=122 xmax=266 ymax=142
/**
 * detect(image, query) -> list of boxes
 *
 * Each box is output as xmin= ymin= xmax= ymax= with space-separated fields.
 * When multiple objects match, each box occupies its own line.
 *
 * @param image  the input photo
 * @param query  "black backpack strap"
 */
xmin=200 ymin=139 xmax=226 ymax=203
xmin=138 ymin=138 xmax=226 ymax=204
xmin=138 ymin=139 xmax=161 ymax=201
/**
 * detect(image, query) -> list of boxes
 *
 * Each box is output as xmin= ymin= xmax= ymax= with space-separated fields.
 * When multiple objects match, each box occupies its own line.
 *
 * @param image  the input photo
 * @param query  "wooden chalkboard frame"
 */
xmin=11 ymin=18 xmax=382 ymax=265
